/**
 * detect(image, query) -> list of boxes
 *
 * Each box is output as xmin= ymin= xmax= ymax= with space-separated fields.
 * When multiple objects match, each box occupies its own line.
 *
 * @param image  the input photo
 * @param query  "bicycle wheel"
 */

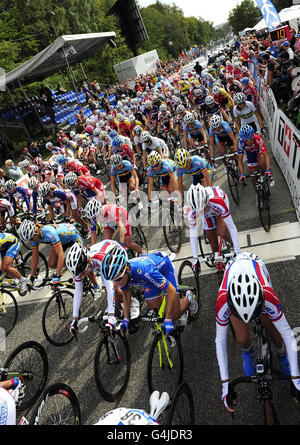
xmin=162 ymin=203 xmax=182 ymax=254
xmin=94 ymin=331 xmax=131 ymax=402
xmin=147 ymin=332 xmax=184 ymax=398
xmin=167 ymin=382 xmax=195 ymax=425
xmin=3 ymin=341 xmax=48 ymax=411
xmin=132 ymin=225 xmax=148 ymax=252
xmin=0 ymin=290 xmax=18 ymax=336
xmin=198 ymin=234 xmax=214 ymax=268
xmin=22 ymin=251 xmax=49 ymax=289
xmin=227 ymin=166 xmax=239 ymax=205
xmin=178 ymin=260 xmax=201 ymax=318
xmin=263 ymin=397 xmax=280 ymax=425
xmin=30 ymin=383 xmax=81 ymax=425
xmin=257 ymin=188 xmax=271 ymax=232
xmin=42 ymin=291 xmax=74 ymax=346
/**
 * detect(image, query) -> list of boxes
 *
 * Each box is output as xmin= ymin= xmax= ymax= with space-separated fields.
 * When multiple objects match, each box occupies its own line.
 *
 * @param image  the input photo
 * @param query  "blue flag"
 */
xmin=255 ymin=0 xmax=282 ymax=31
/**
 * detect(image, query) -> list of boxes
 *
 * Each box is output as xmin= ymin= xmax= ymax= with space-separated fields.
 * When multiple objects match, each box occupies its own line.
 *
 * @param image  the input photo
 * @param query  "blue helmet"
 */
xmin=101 ymin=244 xmax=128 ymax=281
xmin=109 ymin=130 xmax=118 ymax=139
xmin=240 ymin=77 xmax=250 ymax=85
xmin=57 ymin=154 xmax=68 ymax=165
xmin=111 ymin=136 xmax=122 ymax=148
xmin=239 ymin=124 xmax=255 ymax=140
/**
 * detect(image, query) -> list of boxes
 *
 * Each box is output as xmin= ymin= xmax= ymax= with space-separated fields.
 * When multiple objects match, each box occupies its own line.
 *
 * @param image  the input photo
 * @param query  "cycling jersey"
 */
xmin=0 ymin=198 xmax=15 ymax=217
xmin=0 ymin=233 xmax=20 ymax=259
xmin=110 ymin=160 xmax=135 ymax=183
xmin=31 ymin=224 xmax=83 ymax=249
xmin=203 ymin=103 xmax=222 ymax=118
xmin=212 ymin=88 xmax=233 ymax=108
xmin=142 ymin=137 xmax=168 ymax=157
xmin=176 ymin=155 xmax=213 ymax=183
xmin=118 ymin=120 xmax=131 ymax=137
xmin=158 ymin=111 xmax=172 ymax=125
xmin=112 ymin=144 xmax=135 ymax=165
xmin=238 ymin=134 xmax=267 ymax=168
xmin=95 ymin=407 xmax=158 ymax=425
xmin=120 ymin=252 xmax=178 ymax=303
xmin=62 ymin=160 xmax=89 ymax=176
xmin=94 ymin=203 xmax=131 ymax=237
xmin=242 ymin=84 xmax=258 ymax=104
xmin=75 ymin=176 xmax=105 ymax=201
xmin=226 ymin=81 xmax=242 ymax=95
xmin=147 ymin=159 xmax=177 ymax=188
xmin=233 ymin=101 xmax=260 ymax=129
xmin=183 ymin=120 xmax=203 ymax=138
xmin=44 ymin=189 xmax=78 ymax=211
xmin=0 ymin=388 xmax=16 ymax=425
xmin=215 ymin=252 xmax=300 ymax=381
xmin=209 ymin=121 xmax=233 ymax=144
xmin=8 ymin=186 xmax=30 ymax=213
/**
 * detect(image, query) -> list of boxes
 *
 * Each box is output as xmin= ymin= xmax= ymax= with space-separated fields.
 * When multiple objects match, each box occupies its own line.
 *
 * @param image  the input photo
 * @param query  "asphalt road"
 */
xmin=1 ymin=128 xmax=300 ymax=426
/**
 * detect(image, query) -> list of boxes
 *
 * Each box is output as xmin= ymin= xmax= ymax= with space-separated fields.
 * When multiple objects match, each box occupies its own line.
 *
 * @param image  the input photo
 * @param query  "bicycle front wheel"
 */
xmin=167 ymin=382 xmax=195 ymax=425
xmin=3 ymin=341 xmax=48 ymax=410
xmin=30 ymin=383 xmax=81 ymax=425
xmin=0 ymin=290 xmax=18 ymax=336
xmin=162 ymin=203 xmax=182 ymax=254
xmin=42 ymin=291 xmax=74 ymax=346
xmin=94 ymin=331 xmax=131 ymax=402
xmin=227 ymin=167 xmax=239 ymax=204
xmin=147 ymin=332 xmax=184 ymax=398
xmin=22 ymin=251 xmax=49 ymax=289
xmin=257 ymin=188 xmax=271 ymax=232
xmin=178 ymin=260 xmax=201 ymax=319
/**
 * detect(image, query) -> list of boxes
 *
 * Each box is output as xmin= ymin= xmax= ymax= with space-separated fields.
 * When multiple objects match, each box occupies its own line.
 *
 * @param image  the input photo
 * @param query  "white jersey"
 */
xmin=0 ymin=388 xmax=16 ymax=425
xmin=233 ymin=100 xmax=260 ymax=129
xmin=142 ymin=136 xmax=168 ymax=156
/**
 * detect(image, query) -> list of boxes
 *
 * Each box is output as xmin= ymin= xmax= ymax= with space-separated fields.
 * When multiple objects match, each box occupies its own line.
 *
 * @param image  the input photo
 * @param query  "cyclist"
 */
xmin=109 ymin=136 xmax=137 ymax=167
xmin=237 ymin=125 xmax=273 ymax=193
xmin=182 ymin=112 xmax=207 ymax=153
xmin=101 ymin=243 xmax=198 ymax=334
xmin=0 ymin=196 xmax=18 ymax=230
xmin=211 ymin=85 xmax=235 ymax=113
xmin=233 ymin=92 xmax=263 ymax=133
xmin=110 ymin=155 xmax=140 ymax=200
xmin=202 ymin=96 xmax=231 ymax=129
xmin=57 ymin=155 xmax=90 ymax=178
xmin=147 ymin=151 xmax=178 ymax=207
xmin=84 ymin=198 xmax=144 ymax=255
xmin=0 ymin=378 xmax=25 ymax=425
xmin=5 ymin=180 xmax=31 ymax=214
xmin=140 ymin=131 xmax=168 ymax=170
xmin=157 ymin=103 xmax=174 ymax=136
xmin=64 ymin=172 xmax=106 ymax=209
xmin=17 ymin=219 xmax=89 ymax=291
xmin=186 ymin=183 xmax=241 ymax=271
xmin=208 ymin=114 xmax=237 ymax=171
xmin=215 ymin=251 xmax=300 ymax=412
xmin=65 ymin=240 xmax=121 ymax=335
xmin=0 ymin=233 xmax=27 ymax=295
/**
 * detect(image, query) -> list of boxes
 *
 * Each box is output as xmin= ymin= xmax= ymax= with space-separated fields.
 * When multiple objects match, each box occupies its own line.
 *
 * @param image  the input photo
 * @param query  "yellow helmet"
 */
xmin=147 ymin=151 xmax=161 ymax=166
xmin=174 ymin=148 xmax=190 ymax=169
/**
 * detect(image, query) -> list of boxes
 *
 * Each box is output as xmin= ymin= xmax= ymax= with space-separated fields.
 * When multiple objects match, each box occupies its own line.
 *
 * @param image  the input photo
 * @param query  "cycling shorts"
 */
xmin=0 ymin=239 xmax=20 ymax=260
xmin=144 ymin=256 xmax=178 ymax=302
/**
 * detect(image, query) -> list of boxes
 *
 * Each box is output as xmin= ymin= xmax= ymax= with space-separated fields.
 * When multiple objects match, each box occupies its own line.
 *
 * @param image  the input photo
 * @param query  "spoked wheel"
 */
xmin=167 ymin=382 xmax=195 ymax=425
xmin=3 ymin=341 xmax=48 ymax=410
xmin=30 ymin=383 xmax=81 ymax=425
xmin=21 ymin=251 xmax=49 ymax=289
xmin=257 ymin=187 xmax=271 ymax=232
xmin=162 ymin=202 xmax=182 ymax=254
xmin=147 ymin=332 xmax=184 ymax=398
xmin=132 ymin=225 xmax=148 ymax=252
xmin=0 ymin=290 xmax=18 ymax=336
xmin=94 ymin=331 xmax=131 ymax=402
xmin=42 ymin=291 xmax=74 ymax=346
xmin=227 ymin=166 xmax=239 ymax=204
xmin=198 ymin=233 xmax=214 ymax=268
xmin=177 ymin=260 xmax=201 ymax=319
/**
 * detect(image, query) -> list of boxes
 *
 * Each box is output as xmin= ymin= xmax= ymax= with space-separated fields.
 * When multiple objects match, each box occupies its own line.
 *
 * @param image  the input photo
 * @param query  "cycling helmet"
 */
xmin=101 ymin=243 xmax=128 ymax=281
xmin=176 ymin=104 xmax=185 ymax=114
xmin=117 ymin=114 xmax=125 ymax=122
xmin=128 ymin=115 xmax=136 ymax=123
xmin=110 ymin=154 xmax=123 ymax=166
xmin=74 ymin=134 xmax=82 ymax=142
xmin=5 ymin=180 xmax=16 ymax=191
xmin=144 ymin=100 xmax=152 ymax=109
xmin=227 ymin=259 xmax=264 ymax=323
xmin=107 ymin=114 xmax=113 ymax=121
xmin=38 ymin=181 xmax=51 ymax=197
xmin=45 ymin=142 xmax=53 ymax=149
xmin=61 ymin=137 xmax=69 ymax=145
xmin=85 ymin=125 xmax=94 ymax=134
xmin=18 ymin=219 xmax=36 ymax=243
xmin=147 ymin=151 xmax=161 ymax=166
xmin=111 ymin=136 xmax=122 ymax=148
xmin=159 ymin=104 xmax=168 ymax=112
xmin=100 ymin=131 xmax=108 ymax=140
xmin=28 ymin=177 xmax=39 ymax=190
xmin=93 ymin=128 xmax=100 ymax=136
xmin=183 ymin=112 xmax=194 ymax=125
xmin=205 ymin=96 xmax=214 ymax=105
xmin=70 ymin=131 xmax=76 ymax=139
xmin=194 ymin=89 xmax=203 ymax=97
xmin=212 ymin=85 xmax=221 ymax=95
xmin=57 ymin=155 xmax=68 ymax=165
xmin=83 ymin=198 xmax=102 ymax=220
xmin=64 ymin=172 xmax=78 ymax=187
xmin=109 ymin=130 xmax=118 ymax=139
xmin=234 ymin=92 xmax=246 ymax=104
xmin=240 ymin=76 xmax=249 ymax=85
xmin=239 ymin=124 xmax=255 ymax=140
xmin=66 ymin=242 xmax=90 ymax=276
xmin=141 ymin=131 xmax=152 ymax=143
xmin=33 ymin=156 xmax=43 ymax=166
xmin=20 ymin=159 xmax=30 ymax=169
xmin=133 ymin=125 xmax=142 ymax=135
xmin=174 ymin=148 xmax=190 ymax=169
xmin=187 ymin=183 xmax=209 ymax=212
xmin=210 ymin=114 xmax=222 ymax=129
xmin=97 ymin=120 xmax=105 ymax=128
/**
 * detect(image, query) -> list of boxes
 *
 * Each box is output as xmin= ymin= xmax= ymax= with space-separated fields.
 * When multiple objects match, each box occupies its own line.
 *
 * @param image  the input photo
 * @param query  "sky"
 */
xmin=138 ymin=0 xmax=242 ymax=26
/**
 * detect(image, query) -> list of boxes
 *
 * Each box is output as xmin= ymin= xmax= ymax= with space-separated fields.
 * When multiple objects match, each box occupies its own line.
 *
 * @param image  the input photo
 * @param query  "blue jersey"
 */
xmin=147 ymin=159 xmax=177 ymax=178
xmin=176 ymin=155 xmax=213 ymax=183
xmin=209 ymin=121 xmax=232 ymax=143
xmin=183 ymin=119 xmax=203 ymax=136
xmin=110 ymin=160 xmax=134 ymax=179
xmin=31 ymin=224 xmax=82 ymax=248
xmin=9 ymin=186 xmax=30 ymax=213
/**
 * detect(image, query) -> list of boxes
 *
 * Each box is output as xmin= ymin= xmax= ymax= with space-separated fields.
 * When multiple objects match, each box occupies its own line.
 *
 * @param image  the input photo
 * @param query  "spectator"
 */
xmin=19 ymin=147 xmax=34 ymax=163
xmin=5 ymin=160 xmax=23 ymax=181
xmin=28 ymin=141 xmax=41 ymax=159
xmin=281 ymin=41 xmax=294 ymax=60
xmin=194 ymin=61 xmax=203 ymax=76
xmin=294 ymin=34 xmax=300 ymax=55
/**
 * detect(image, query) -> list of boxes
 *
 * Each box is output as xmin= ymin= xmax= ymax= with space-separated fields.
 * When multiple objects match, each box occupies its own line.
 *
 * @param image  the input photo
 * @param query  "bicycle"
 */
xmin=214 ymin=153 xmax=240 ymax=204
xmin=0 ymin=251 xmax=49 ymax=336
xmin=162 ymin=196 xmax=183 ymax=254
xmin=244 ymin=170 xmax=272 ymax=232
xmin=77 ymin=309 xmax=131 ymax=402
xmin=226 ymin=317 xmax=297 ymax=425
xmin=41 ymin=276 xmax=95 ymax=347
xmin=0 ymin=341 xmax=48 ymax=411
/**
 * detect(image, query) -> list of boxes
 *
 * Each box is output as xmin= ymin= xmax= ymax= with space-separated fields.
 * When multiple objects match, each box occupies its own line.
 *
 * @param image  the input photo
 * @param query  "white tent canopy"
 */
xmin=0 ymin=32 xmax=116 ymax=89
xmin=252 ymin=5 xmax=300 ymax=31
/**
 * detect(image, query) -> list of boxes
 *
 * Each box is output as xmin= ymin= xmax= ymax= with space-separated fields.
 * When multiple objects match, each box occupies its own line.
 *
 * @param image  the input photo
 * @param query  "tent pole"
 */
xmin=80 ymin=63 xmax=88 ymax=82
xmin=7 ymin=85 xmax=31 ymax=138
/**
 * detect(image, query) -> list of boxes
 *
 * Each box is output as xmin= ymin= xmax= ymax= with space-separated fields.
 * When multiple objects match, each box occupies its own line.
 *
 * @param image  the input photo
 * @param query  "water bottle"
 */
xmin=269 ymin=177 xmax=275 ymax=187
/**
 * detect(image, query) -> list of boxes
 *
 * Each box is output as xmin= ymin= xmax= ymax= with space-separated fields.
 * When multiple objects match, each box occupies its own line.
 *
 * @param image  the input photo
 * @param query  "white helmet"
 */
xmin=133 ymin=125 xmax=142 ymax=135
xmin=70 ymin=131 xmax=76 ymax=139
xmin=205 ymin=96 xmax=214 ymax=106
xmin=18 ymin=219 xmax=36 ymax=243
xmin=84 ymin=198 xmax=102 ymax=220
xmin=210 ymin=114 xmax=222 ymax=128
xmin=38 ymin=182 xmax=51 ymax=197
xmin=45 ymin=142 xmax=53 ymax=149
xmin=227 ymin=259 xmax=264 ymax=323
xmin=141 ymin=131 xmax=152 ymax=143
xmin=128 ymin=114 xmax=136 ymax=123
xmin=20 ymin=159 xmax=30 ymax=169
xmin=183 ymin=112 xmax=194 ymax=125
xmin=66 ymin=242 xmax=90 ymax=276
xmin=64 ymin=172 xmax=77 ymax=187
xmin=28 ymin=176 xmax=39 ymax=190
xmin=234 ymin=92 xmax=246 ymax=104
xmin=212 ymin=85 xmax=221 ymax=95
xmin=187 ymin=183 xmax=209 ymax=212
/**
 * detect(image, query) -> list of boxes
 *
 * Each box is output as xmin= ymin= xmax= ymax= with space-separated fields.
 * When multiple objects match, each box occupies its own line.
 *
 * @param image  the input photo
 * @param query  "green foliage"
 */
xmin=228 ymin=0 xmax=260 ymax=34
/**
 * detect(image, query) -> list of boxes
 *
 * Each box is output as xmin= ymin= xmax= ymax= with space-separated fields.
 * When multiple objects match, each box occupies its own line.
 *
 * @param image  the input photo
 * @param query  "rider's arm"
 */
xmin=223 ymin=214 xmax=241 ymax=254
xmin=30 ymin=246 xmax=39 ymax=278
xmin=53 ymin=242 xmax=65 ymax=276
xmin=272 ymin=313 xmax=300 ymax=378
xmin=72 ymin=276 xmax=83 ymax=318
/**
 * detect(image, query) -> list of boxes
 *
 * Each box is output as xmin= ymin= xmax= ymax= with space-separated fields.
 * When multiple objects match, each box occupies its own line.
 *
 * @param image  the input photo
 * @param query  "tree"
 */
xmin=228 ymin=0 xmax=260 ymax=34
